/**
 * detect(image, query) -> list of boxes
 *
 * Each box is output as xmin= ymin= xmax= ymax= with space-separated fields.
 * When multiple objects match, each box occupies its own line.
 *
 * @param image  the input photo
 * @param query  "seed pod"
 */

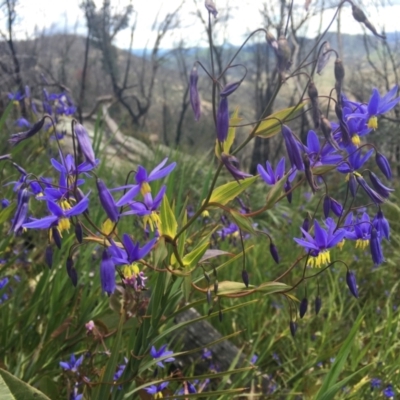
xmin=334 ymin=59 xmax=345 ymax=83
xmin=207 ymin=289 xmax=212 ymax=305
xmin=317 ymin=42 xmax=332 ymax=75
xmin=242 ymin=270 xmax=249 ymax=288
xmin=45 ymin=246 xmax=53 ymax=269
xmin=352 ymin=4 xmax=367 ymax=22
xmin=299 ymin=298 xmax=308 ymax=318
xmin=320 ymin=115 xmax=340 ymax=151
xmin=276 ymin=36 xmax=292 ymax=73
xmin=266 ymin=31 xmax=278 ymax=50
xmin=189 ymin=66 xmax=201 ymax=121
xmin=315 ymin=296 xmax=322 ymax=315
xmin=290 ymin=321 xmax=298 ymax=337
xmin=346 ymin=271 xmax=358 ymax=298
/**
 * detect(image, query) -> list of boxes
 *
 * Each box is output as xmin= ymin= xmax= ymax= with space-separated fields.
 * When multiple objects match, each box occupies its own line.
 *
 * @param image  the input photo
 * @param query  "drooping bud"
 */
xmin=66 ymin=257 xmax=78 ymax=287
xmin=45 ymin=246 xmax=53 ymax=269
xmin=284 ymin=180 xmax=292 ymax=204
xmin=269 ymin=243 xmax=280 ymax=264
xmin=370 ymin=228 xmax=384 ymax=265
xmin=348 ymin=173 xmax=357 ymax=197
xmin=323 ymin=196 xmax=331 ymax=218
xmin=282 ymin=125 xmax=303 ymax=171
xmin=330 ymin=198 xmax=343 ymax=217
xmin=368 ymin=171 xmax=393 ymax=198
xmin=74 ymin=123 xmax=96 ymax=166
xmin=320 ymin=115 xmax=340 ymax=151
xmin=302 ymin=216 xmax=310 ymax=236
xmin=334 ymin=58 xmax=345 ymax=96
xmin=356 ymin=175 xmax=385 ymax=205
xmin=266 ymin=32 xmax=278 ymax=50
xmin=214 ymin=280 xmax=218 ymax=295
xmin=220 ymin=81 xmax=241 ymax=97
xmin=9 ymin=117 xmax=46 ymax=146
xmin=346 ymin=270 xmax=358 ymax=298
xmin=242 ymin=270 xmax=249 ymax=288
xmin=100 ymin=249 xmax=115 ymax=295
xmin=290 ymin=321 xmax=298 ymax=337
xmin=317 ymin=42 xmax=332 ymax=75
xmin=335 ymin=103 xmax=351 ymax=145
xmin=299 ymin=298 xmax=308 ymax=318
xmin=10 ymin=188 xmax=29 ymax=234
xmin=303 ymin=153 xmax=318 ymax=193
xmin=276 ymin=36 xmax=292 ymax=74
xmin=205 ymin=0 xmax=218 ymax=18
xmin=207 ymin=289 xmax=212 ymax=305
xmin=375 ymin=152 xmax=392 ymax=180
xmin=216 ymin=97 xmax=229 ymax=142
xmin=221 ymin=153 xmax=252 ymax=182
xmin=96 ymin=179 xmax=119 ymax=222
xmin=315 ymin=296 xmax=322 ymax=315
xmin=373 ymin=210 xmax=390 ymax=241
xmin=308 ymin=81 xmax=320 ymax=128
xmin=52 ymin=226 xmax=62 ymax=249
xmin=218 ymin=308 xmax=223 ymax=322
xmin=75 ymin=221 xmax=83 ymax=243
xmin=189 ymin=66 xmax=201 ymax=121
xmin=352 ymin=5 xmax=386 ymax=39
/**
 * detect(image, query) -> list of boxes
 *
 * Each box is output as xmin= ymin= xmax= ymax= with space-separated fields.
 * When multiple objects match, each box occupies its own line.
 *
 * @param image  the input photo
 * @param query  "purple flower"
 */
xmin=150 ymin=345 xmax=175 ymax=368
xmin=371 ymin=378 xmax=382 ymax=390
xmin=221 ymin=153 xmax=252 ymax=181
xmin=346 ymin=271 xmax=358 ymax=298
xmin=97 ymin=179 xmax=119 ymax=222
xmin=373 ymin=210 xmax=390 ymax=240
xmin=145 ymin=382 xmax=169 ymax=396
xmin=10 ymin=189 xmax=30 ymax=234
xmin=9 ymin=118 xmax=46 ymax=146
xmin=282 ymin=125 xmax=303 ymax=171
xmin=59 ymin=354 xmax=84 ymax=373
xmin=383 ymin=384 xmax=395 ymax=398
xmin=257 ymin=158 xmax=285 ymax=185
xmin=375 ymin=152 xmax=392 ymax=180
xmin=370 ymin=228 xmax=384 ymax=265
xmin=368 ymin=171 xmax=393 ymax=198
xmin=299 ymin=298 xmax=308 ymax=318
xmin=294 ymin=218 xmax=346 ymax=268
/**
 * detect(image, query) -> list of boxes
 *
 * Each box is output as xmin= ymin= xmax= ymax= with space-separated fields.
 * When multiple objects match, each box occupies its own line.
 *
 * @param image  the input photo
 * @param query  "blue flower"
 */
xmin=258 ymin=158 xmax=285 ymax=185
xmin=294 ymin=218 xmax=346 ymax=268
xmin=59 ymin=354 xmax=84 ymax=373
xmin=383 ymin=384 xmax=395 ymax=398
xmin=350 ymin=86 xmax=400 ymax=130
xmin=150 ymin=345 xmax=175 ymax=368
xmin=145 ymin=382 xmax=169 ymax=397
xmin=371 ymin=378 xmax=382 ymax=390
xmin=303 ymin=130 xmax=342 ymax=166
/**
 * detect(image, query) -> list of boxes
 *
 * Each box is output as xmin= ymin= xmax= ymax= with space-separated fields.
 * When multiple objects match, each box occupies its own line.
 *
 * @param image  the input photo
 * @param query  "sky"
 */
xmin=4 ymin=0 xmax=400 ymax=50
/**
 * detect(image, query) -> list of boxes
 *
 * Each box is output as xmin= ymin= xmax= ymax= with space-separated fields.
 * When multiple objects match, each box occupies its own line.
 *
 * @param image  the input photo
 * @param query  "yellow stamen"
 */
xmin=355 ymin=239 xmax=369 ymax=250
xmin=155 ymin=393 xmax=163 ymax=399
xmin=307 ymin=250 xmax=331 ymax=268
xmin=59 ymin=200 xmax=72 ymax=211
xmin=122 ymin=263 xmax=140 ymax=279
xmin=143 ymin=212 xmax=161 ymax=231
xmin=337 ymin=240 xmax=345 ymax=250
xmin=367 ymin=116 xmax=378 ymax=130
xmin=140 ymin=182 xmax=151 ymax=196
xmin=102 ymin=219 xmax=116 ymax=236
xmin=351 ymin=134 xmax=361 ymax=147
xmin=58 ymin=218 xmax=71 ymax=232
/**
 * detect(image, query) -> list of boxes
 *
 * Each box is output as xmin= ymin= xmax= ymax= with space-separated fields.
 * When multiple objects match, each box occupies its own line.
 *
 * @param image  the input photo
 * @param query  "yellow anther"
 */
xmin=355 ymin=239 xmax=369 ymax=250
xmin=351 ymin=134 xmax=361 ymax=147
xmin=59 ymin=200 xmax=72 ymax=211
xmin=140 ymin=182 xmax=151 ymax=196
xmin=201 ymin=210 xmax=210 ymax=218
xmin=143 ymin=212 xmax=161 ymax=231
xmin=122 ymin=263 xmax=140 ymax=279
xmin=307 ymin=250 xmax=331 ymax=268
xmin=58 ymin=218 xmax=71 ymax=233
xmin=337 ymin=240 xmax=345 ymax=250
xmin=102 ymin=219 xmax=116 ymax=236
xmin=367 ymin=116 xmax=378 ymax=130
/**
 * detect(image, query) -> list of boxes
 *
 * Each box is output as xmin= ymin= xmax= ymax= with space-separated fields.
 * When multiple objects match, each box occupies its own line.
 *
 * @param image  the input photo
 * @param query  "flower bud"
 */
xmin=45 ymin=246 xmax=53 ymax=269
xmin=242 ymin=270 xmax=249 ymax=288
xmin=315 ymin=296 xmax=322 ymax=315
xmin=189 ymin=66 xmax=201 ymax=121
xmin=299 ymin=298 xmax=308 ymax=318
xmin=330 ymin=198 xmax=343 ymax=217
xmin=276 ymin=36 xmax=292 ymax=73
xmin=220 ymin=81 xmax=241 ymax=97
xmin=52 ymin=227 xmax=62 ymax=249
xmin=368 ymin=171 xmax=393 ymax=198
xmin=290 ymin=321 xmax=298 ymax=337
xmin=302 ymin=216 xmax=310 ymax=236
xmin=308 ymin=82 xmax=320 ymax=128
xmin=375 ymin=152 xmax=392 ymax=180
xmin=216 ymin=97 xmax=229 ymax=142
xmin=74 ymin=123 xmax=96 ymax=166
xmin=303 ymin=153 xmax=318 ymax=193
xmin=96 ymin=179 xmax=119 ymax=222
xmin=266 ymin=32 xmax=278 ymax=50
xmin=370 ymin=228 xmax=384 ymax=265
xmin=334 ymin=59 xmax=345 ymax=84
xmin=282 ymin=125 xmax=303 ymax=171
xmin=269 ymin=243 xmax=280 ymax=264
xmin=346 ymin=271 xmax=358 ymax=298
xmin=214 ymin=280 xmax=218 ymax=295
xmin=320 ymin=115 xmax=340 ymax=151
xmin=348 ymin=173 xmax=357 ymax=197
xmin=75 ymin=221 xmax=83 ymax=243
xmin=100 ymin=249 xmax=115 ymax=295
xmin=373 ymin=210 xmax=390 ymax=241
xmin=323 ymin=196 xmax=331 ymax=218
xmin=356 ymin=175 xmax=384 ymax=205
xmin=9 ymin=117 xmax=45 ymax=146
xmin=207 ymin=289 xmax=212 ymax=305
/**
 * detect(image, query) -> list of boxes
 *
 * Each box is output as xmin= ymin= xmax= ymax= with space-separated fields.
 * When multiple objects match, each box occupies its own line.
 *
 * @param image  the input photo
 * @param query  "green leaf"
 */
xmin=315 ymin=313 xmax=364 ymax=400
xmin=0 ymin=369 xmax=51 ymax=400
xmin=0 ymin=203 xmax=16 ymax=226
xmin=208 ymin=176 xmax=258 ymax=206
xmin=254 ymin=103 xmax=305 ymax=138
xmin=312 ymin=164 xmax=336 ymax=175
xmin=160 ymin=195 xmax=177 ymax=238
xmin=255 ymin=281 xmax=291 ymax=294
xmin=217 ymin=281 xmax=255 ymax=295
xmin=230 ymin=210 xmax=256 ymax=234
xmin=182 ymin=239 xmax=210 ymax=268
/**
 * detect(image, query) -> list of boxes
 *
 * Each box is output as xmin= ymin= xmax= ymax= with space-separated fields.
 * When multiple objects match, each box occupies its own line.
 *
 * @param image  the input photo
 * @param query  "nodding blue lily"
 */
xmin=294 ymin=218 xmax=346 ymax=268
